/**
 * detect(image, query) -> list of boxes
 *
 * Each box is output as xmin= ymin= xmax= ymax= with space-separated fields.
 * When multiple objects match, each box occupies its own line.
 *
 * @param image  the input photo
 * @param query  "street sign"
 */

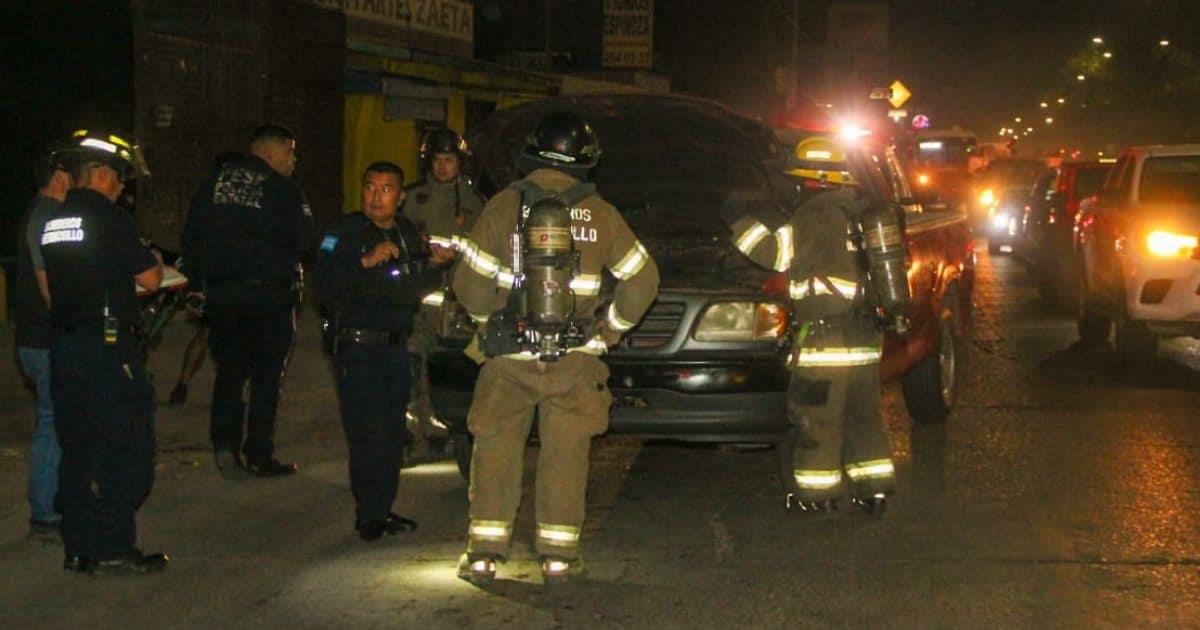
xmin=888 ymin=79 xmax=911 ymax=109
xmin=869 ymin=87 xmax=892 ymax=100
xmin=887 ymin=109 xmax=908 ymax=122
xmin=912 ymin=114 xmax=931 ymax=130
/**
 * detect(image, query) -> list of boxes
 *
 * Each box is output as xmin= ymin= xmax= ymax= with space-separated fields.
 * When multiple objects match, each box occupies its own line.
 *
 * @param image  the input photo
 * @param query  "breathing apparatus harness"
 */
xmin=480 ymin=181 xmax=596 ymax=361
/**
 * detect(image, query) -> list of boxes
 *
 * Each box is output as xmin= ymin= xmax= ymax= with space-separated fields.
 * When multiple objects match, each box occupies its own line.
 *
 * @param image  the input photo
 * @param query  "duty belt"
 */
xmin=336 ymin=327 xmax=408 ymax=346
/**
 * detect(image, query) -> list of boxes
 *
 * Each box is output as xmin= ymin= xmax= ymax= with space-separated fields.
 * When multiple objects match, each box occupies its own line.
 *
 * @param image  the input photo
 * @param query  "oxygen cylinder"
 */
xmin=860 ymin=202 xmax=911 ymax=328
xmin=522 ymin=198 xmax=576 ymax=334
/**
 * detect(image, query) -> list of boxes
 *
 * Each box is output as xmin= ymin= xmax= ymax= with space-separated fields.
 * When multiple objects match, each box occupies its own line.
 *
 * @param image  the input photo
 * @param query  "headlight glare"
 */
xmin=979 ymin=189 xmax=995 ymax=207
xmin=1146 ymin=230 xmax=1198 ymax=257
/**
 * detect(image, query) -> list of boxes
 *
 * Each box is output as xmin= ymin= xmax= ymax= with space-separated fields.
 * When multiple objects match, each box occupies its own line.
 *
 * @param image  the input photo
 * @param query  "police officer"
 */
xmin=454 ymin=112 xmax=659 ymax=585
xmin=16 ymin=140 xmax=74 ymax=538
xmin=41 ymin=129 xmax=167 ymax=574
xmin=182 ymin=125 xmax=313 ymax=478
xmin=403 ymin=128 xmax=485 ymax=459
xmin=724 ymin=136 xmax=897 ymax=515
xmin=315 ymin=161 xmax=450 ymax=541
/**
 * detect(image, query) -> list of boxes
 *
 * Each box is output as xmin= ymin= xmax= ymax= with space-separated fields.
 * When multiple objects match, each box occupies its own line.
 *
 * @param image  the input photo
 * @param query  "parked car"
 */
xmin=428 ymin=94 xmax=975 ymax=485
xmin=1018 ymin=160 xmax=1112 ymax=306
xmin=1076 ymin=145 xmax=1200 ymax=374
xmin=971 ymin=158 xmax=1046 ymax=252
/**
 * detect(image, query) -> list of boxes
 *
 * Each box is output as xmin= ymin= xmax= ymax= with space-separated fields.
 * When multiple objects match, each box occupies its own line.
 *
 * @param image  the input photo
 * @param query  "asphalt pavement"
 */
xmin=1 ymin=248 xmax=1199 ymax=629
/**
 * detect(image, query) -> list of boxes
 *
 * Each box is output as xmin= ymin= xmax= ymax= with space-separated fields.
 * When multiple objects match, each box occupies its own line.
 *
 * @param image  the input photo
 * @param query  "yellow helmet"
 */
xmin=786 ymin=136 xmax=856 ymax=186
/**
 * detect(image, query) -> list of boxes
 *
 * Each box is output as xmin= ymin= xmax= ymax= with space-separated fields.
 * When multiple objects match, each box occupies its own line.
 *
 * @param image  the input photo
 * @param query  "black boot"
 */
xmin=786 ymin=494 xmax=839 ymax=514
xmin=92 ymin=550 xmax=169 ymax=575
xmin=851 ymin=493 xmax=888 ymax=515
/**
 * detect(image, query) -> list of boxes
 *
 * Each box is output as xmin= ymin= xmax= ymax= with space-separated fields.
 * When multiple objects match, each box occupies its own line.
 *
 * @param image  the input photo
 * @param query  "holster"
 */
xmin=480 ymin=309 xmax=524 ymax=358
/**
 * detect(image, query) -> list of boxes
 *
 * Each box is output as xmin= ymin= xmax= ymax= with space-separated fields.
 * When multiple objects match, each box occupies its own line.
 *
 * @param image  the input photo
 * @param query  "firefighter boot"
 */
xmin=786 ymin=494 xmax=839 ymax=515
xmin=456 ymin=552 xmax=500 ymax=585
xmin=540 ymin=555 xmax=587 ymax=586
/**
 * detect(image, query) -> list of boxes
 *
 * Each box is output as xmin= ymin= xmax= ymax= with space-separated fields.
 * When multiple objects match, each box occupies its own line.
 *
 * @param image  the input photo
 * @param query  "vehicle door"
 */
xmin=1087 ymin=153 xmax=1137 ymax=305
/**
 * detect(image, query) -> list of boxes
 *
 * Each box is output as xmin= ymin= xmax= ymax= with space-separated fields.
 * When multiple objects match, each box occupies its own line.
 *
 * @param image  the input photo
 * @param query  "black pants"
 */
xmin=334 ymin=342 xmax=411 ymax=524
xmin=207 ymin=291 xmax=295 ymax=464
xmin=51 ymin=334 xmax=156 ymax=560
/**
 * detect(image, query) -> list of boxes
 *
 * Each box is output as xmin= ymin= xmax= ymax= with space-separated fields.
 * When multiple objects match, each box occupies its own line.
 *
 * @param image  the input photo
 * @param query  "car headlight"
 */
xmin=979 ymin=189 xmax=995 ymax=207
xmin=1146 ymin=230 xmax=1198 ymax=257
xmin=693 ymin=302 xmax=788 ymax=341
xmin=916 ymin=173 xmax=931 ymax=187
xmin=991 ymin=212 xmax=1010 ymax=229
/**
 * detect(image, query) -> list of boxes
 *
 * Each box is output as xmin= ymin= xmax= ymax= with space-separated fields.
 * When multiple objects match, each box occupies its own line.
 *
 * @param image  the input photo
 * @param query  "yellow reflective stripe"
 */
xmin=421 ymin=290 xmax=445 ymax=307
xmin=773 ymin=225 xmax=794 ymax=272
xmin=469 ymin=520 xmax=512 ymax=541
xmin=734 ymin=221 xmax=770 ymax=256
xmin=428 ymin=235 xmax=455 ymax=249
xmin=612 ymin=241 xmax=650 ymax=280
xmin=537 ymin=523 xmax=581 ymax=545
xmin=846 ymin=459 xmax=895 ymax=480
xmin=606 ymin=303 xmax=636 ymax=332
xmin=788 ymin=276 xmax=858 ymax=300
xmin=793 ymin=469 xmax=842 ymax=489
xmin=496 ymin=268 xmax=517 ymax=289
xmin=791 ymin=346 xmax=882 ymax=367
xmin=462 ymin=241 xmax=501 ymax=278
xmin=570 ymin=274 xmax=602 ymax=296
xmin=468 ymin=311 xmax=490 ymax=325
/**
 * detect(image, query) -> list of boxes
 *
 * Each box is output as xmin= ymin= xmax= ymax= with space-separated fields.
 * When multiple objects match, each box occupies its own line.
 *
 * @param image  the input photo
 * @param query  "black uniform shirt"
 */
xmin=314 ymin=213 xmax=442 ymax=333
xmin=182 ymin=155 xmax=312 ymax=286
xmin=40 ymin=188 xmax=158 ymax=329
xmin=15 ymin=194 xmax=58 ymax=348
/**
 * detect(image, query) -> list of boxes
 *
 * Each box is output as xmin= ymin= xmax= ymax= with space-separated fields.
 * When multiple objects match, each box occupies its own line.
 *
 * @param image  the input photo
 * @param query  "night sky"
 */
xmin=656 ymin=0 xmax=1200 ymax=154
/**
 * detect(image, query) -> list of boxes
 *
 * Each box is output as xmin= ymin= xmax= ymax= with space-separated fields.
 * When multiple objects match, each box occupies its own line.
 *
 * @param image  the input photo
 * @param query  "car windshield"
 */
xmin=1074 ymin=166 xmax=1110 ymax=198
xmin=470 ymin=96 xmax=779 ymax=238
xmin=914 ymin=137 xmax=977 ymax=168
xmin=1139 ymin=156 xmax=1200 ymax=204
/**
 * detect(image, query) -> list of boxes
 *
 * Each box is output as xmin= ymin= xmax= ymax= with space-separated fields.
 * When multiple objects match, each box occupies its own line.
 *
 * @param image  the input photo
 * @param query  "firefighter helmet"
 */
xmin=65 ymin=129 xmax=149 ymax=180
xmin=419 ymin=128 xmax=470 ymax=169
xmin=518 ymin=112 xmax=601 ymax=175
xmin=786 ymin=136 xmax=856 ymax=186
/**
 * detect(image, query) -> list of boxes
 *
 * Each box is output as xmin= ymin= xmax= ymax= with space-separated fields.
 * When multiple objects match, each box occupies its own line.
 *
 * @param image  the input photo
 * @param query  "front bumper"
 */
xmin=427 ymin=349 xmax=790 ymax=442
xmin=984 ymin=208 xmax=1019 ymax=245
xmin=1123 ymin=253 xmax=1200 ymax=336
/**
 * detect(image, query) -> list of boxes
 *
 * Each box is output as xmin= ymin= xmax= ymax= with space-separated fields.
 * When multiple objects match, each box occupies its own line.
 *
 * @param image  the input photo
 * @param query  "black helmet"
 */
xmin=517 ymin=112 xmax=601 ymax=175
xmin=64 ymin=129 xmax=149 ymax=180
xmin=419 ymin=128 xmax=470 ymax=168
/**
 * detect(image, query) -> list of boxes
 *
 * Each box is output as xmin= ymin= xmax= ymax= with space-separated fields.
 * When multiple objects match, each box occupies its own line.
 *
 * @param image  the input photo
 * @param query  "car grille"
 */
xmin=622 ymin=301 xmax=685 ymax=349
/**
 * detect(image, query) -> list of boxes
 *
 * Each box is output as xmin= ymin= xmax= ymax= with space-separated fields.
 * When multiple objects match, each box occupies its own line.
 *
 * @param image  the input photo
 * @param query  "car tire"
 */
xmin=1115 ymin=315 xmax=1156 ymax=376
xmin=902 ymin=291 xmax=959 ymax=424
xmin=452 ymin=431 xmax=473 ymax=481
xmin=1076 ymin=270 xmax=1111 ymax=347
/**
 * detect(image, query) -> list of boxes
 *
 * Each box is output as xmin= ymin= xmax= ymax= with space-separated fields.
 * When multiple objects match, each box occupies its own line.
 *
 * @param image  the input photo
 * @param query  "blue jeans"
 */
xmin=19 ymin=346 xmax=61 ymax=524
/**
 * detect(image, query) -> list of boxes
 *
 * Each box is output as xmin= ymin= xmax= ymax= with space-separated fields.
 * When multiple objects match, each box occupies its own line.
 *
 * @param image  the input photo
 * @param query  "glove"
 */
xmin=592 ymin=318 xmax=623 ymax=348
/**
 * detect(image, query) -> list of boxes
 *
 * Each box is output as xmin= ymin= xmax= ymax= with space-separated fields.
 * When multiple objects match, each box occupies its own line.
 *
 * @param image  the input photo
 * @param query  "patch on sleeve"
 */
xmin=319 ymin=234 xmax=338 ymax=252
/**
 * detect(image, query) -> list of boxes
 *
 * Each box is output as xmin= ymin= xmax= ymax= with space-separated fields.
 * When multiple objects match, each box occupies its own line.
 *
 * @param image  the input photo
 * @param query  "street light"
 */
xmin=1092 ymin=36 xmax=1103 ymax=44
xmin=1040 ymin=102 xmax=1048 ymax=108
xmin=1103 ymin=51 xmax=1113 ymax=59
xmin=1160 ymin=39 xmax=1171 ymax=47
xmin=1057 ymin=97 xmax=1066 ymax=104
xmin=1045 ymin=117 xmax=1054 ymax=124
xmin=1015 ymin=116 xmax=1022 ymax=123
xmin=1076 ymin=74 xmax=1086 ymax=81
xmin=1026 ymin=127 xmax=1034 ymax=133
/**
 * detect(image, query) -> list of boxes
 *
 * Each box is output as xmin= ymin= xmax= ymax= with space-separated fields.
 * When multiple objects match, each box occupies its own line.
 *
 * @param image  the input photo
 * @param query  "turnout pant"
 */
xmin=406 ymin=306 xmax=439 ymax=445
xmin=465 ymin=353 xmax=612 ymax=560
xmin=334 ymin=342 xmax=411 ymax=524
xmin=207 ymin=288 xmax=295 ymax=464
xmin=785 ymin=320 xmax=895 ymax=501
xmin=51 ymin=334 xmax=156 ymax=560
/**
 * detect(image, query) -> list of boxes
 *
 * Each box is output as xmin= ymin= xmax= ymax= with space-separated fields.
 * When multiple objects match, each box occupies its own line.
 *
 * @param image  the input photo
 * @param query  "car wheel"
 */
xmin=902 ymin=292 xmax=959 ymax=424
xmin=452 ymin=431 xmax=473 ymax=481
xmin=1116 ymin=315 xmax=1156 ymax=375
xmin=1076 ymin=270 xmax=1111 ymax=347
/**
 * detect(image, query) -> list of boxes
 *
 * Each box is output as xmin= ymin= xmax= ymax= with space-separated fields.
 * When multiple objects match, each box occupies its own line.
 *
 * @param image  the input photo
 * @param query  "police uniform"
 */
xmin=455 ymin=167 xmax=659 ymax=567
xmin=729 ymin=188 xmax=896 ymax=510
xmin=182 ymin=154 xmax=312 ymax=471
xmin=41 ymin=187 xmax=159 ymax=562
xmin=315 ymin=211 xmax=441 ymax=534
xmin=402 ymin=177 xmax=485 ymax=444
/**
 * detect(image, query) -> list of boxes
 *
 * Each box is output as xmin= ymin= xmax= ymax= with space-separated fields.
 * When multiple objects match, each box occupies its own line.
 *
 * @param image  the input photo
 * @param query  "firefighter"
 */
xmin=41 ymin=130 xmax=168 ymax=573
xmin=723 ymin=135 xmax=901 ymax=515
xmin=454 ymin=112 xmax=659 ymax=585
xmin=314 ymin=161 xmax=449 ymax=541
xmin=402 ymin=128 xmax=486 ymax=460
